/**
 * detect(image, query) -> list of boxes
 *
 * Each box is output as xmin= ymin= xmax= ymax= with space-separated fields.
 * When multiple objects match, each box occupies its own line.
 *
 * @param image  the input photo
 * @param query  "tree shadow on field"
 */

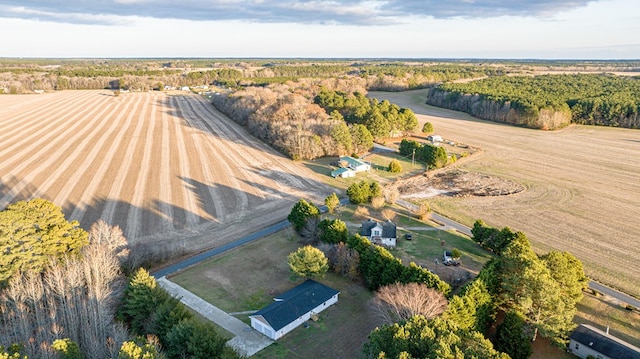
xmin=245 ymin=167 xmax=333 ymax=204
xmin=178 ymin=176 xmax=268 ymax=223
xmin=0 ymin=175 xmax=42 ymax=210
xmin=158 ymin=93 xmax=274 ymax=152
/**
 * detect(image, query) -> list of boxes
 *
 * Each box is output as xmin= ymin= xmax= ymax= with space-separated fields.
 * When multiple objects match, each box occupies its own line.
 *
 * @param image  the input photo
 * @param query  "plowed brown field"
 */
xmin=371 ymin=89 xmax=640 ymax=298
xmin=0 ymin=90 xmax=332 ymax=259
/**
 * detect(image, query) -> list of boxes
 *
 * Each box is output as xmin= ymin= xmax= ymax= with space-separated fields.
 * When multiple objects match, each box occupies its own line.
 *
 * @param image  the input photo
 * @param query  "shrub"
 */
xmin=288 ymin=199 xmax=320 ymax=233
xmin=388 ymin=159 xmax=402 ymax=173
xmin=383 ymin=187 xmax=399 ymax=204
xmin=422 ymin=122 xmax=434 ymax=134
xmin=324 ymin=192 xmax=340 ymax=214
xmin=318 ymin=219 xmax=348 ymax=244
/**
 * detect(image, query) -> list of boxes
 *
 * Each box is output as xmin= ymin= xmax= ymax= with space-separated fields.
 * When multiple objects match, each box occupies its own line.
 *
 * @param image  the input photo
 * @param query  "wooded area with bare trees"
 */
xmin=0 ymin=218 xmax=129 ymax=358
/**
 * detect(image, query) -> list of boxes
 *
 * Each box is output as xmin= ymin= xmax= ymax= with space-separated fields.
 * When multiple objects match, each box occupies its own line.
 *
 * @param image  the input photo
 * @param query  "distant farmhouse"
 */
xmin=360 ymin=218 xmax=397 ymax=247
xmin=569 ymin=324 xmax=640 ymax=359
xmin=250 ymin=280 xmax=340 ymax=340
xmin=331 ymin=156 xmax=371 ymax=178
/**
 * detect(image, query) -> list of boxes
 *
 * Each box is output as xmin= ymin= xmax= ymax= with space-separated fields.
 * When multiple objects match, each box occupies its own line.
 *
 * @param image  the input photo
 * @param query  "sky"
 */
xmin=0 ymin=0 xmax=638 ymax=59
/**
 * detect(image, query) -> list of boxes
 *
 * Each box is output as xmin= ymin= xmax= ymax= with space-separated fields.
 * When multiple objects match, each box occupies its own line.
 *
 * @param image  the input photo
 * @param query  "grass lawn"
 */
xmin=169 ymin=200 xmax=639 ymax=359
xmin=302 ymin=151 xmax=426 ymax=191
xmin=169 ymin=230 xmax=382 ymax=358
xmin=325 ymin=203 xmax=493 ymax=291
xmin=574 ymin=293 xmax=640 ymax=348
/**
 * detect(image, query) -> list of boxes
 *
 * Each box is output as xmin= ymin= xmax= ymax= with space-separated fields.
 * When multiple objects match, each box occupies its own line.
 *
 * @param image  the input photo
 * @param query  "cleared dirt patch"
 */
xmin=393 ymin=169 xmax=525 ymax=199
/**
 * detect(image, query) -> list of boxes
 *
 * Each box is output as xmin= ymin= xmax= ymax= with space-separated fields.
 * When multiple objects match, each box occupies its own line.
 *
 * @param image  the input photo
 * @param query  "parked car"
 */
xmin=405 ymin=233 xmax=412 ymax=241
xmin=443 ymin=251 xmax=460 ymax=266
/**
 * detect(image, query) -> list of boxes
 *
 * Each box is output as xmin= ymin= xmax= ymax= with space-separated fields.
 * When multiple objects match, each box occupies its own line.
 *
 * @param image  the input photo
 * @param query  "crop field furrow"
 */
xmin=156 ymin=95 xmax=175 ymax=233
xmin=181 ymin=101 xmax=248 ymax=223
xmin=172 ymin=97 xmax=228 ymax=223
xmin=49 ymin=98 xmax=131 ymax=211
xmin=171 ymin=95 xmax=218 ymax=224
xmin=100 ymin=93 xmax=152 ymax=229
xmin=70 ymin=94 xmax=143 ymax=224
xmin=125 ymin=92 xmax=158 ymax=240
xmin=0 ymin=91 xmax=89 ymax=137
xmin=196 ymin=96 xmax=316 ymax=192
xmin=187 ymin=96 xmax=290 ymax=198
xmin=0 ymin=91 xmax=101 ymax=166
xmin=167 ymin=96 xmax=200 ymax=229
xmin=179 ymin=96 xmax=270 ymax=201
xmin=0 ymin=93 xmax=115 ymax=209
xmin=34 ymin=97 xmax=118 ymax=202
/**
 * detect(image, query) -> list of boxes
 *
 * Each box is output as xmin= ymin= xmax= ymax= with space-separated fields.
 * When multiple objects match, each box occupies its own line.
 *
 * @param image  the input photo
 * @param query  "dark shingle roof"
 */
xmin=360 ymin=219 xmax=396 ymax=238
xmin=251 ymin=280 xmax=339 ymax=332
xmin=570 ymin=324 xmax=640 ymax=359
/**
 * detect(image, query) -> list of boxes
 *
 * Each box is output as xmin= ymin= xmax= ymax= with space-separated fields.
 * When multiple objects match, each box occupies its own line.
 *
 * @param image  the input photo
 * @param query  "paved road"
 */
xmin=153 ymin=197 xmax=349 ymax=278
xmin=589 ymin=281 xmax=640 ymax=308
xmin=153 ymin=219 xmax=291 ymax=278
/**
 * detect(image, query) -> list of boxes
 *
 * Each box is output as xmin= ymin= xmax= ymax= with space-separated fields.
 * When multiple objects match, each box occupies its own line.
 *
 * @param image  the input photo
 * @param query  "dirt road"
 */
xmin=370 ymin=89 xmax=640 ymax=298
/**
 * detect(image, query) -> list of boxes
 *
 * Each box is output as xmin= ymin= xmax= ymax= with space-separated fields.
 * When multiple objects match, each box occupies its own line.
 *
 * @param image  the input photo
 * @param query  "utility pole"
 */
xmin=412 ymin=148 xmax=415 ymax=168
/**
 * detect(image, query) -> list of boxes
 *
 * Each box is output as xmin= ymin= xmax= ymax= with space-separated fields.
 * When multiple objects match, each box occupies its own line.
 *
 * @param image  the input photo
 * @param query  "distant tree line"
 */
xmin=426 ymin=74 xmax=640 ymax=129
xmin=0 ymin=59 xmax=501 ymax=93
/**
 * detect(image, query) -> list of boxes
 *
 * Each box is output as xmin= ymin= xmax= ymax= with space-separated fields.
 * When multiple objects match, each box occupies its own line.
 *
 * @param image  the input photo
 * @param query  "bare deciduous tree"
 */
xmin=299 ymin=216 xmax=320 ymax=245
xmin=371 ymin=196 xmax=385 ymax=209
xmin=371 ymin=282 xmax=447 ymax=325
xmin=0 ymin=221 xmax=129 ymax=359
xmin=381 ymin=208 xmax=396 ymax=221
xmin=383 ymin=187 xmax=399 ymax=204
xmin=89 ymin=220 xmax=131 ymax=271
xmin=355 ymin=206 xmax=370 ymax=218
xmin=415 ymin=203 xmax=431 ymax=221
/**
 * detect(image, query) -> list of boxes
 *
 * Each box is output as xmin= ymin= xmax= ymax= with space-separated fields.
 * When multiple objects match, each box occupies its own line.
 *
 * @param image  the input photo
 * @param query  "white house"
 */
xmin=427 ymin=135 xmax=443 ymax=143
xmin=569 ymin=324 xmax=640 ymax=359
xmin=250 ymin=280 xmax=340 ymax=340
xmin=360 ymin=219 xmax=397 ymax=247
xmin=339 ymin=156 xmax=371 ymax=172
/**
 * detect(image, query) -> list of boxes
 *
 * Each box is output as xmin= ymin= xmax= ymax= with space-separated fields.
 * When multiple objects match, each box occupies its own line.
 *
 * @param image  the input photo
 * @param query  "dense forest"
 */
xmin=426 ymin=74 xmax=640 ymax=129
xmin=210 ymin=79 xmax=419 ymax=160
